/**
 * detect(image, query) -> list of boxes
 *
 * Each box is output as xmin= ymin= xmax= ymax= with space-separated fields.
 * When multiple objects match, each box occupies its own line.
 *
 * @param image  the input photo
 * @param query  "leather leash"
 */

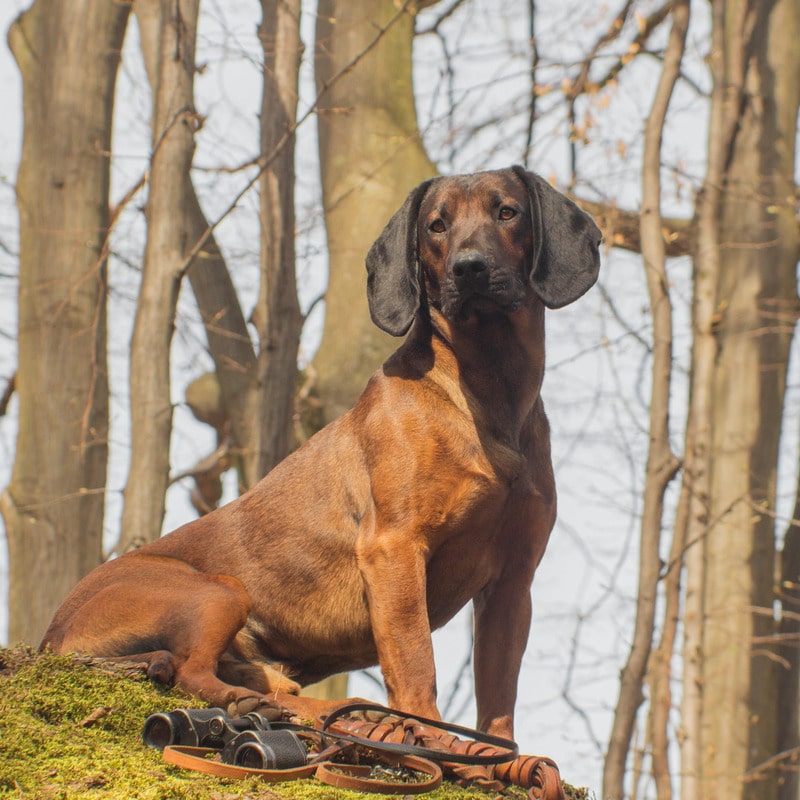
xmin=315 ymin=755 xmax=442 ymax=793
xmin=320 ymin=703 xmax=566 ymax=800
xmin=157 ymin=701 xmax=565 ymax=799
xmin=162 ymin=743 xmax=442 ymax=793
xmin=321 ymin=701 xmax=519 ymax=764
xmin=163 ymin=745 xmax=318 ymax=782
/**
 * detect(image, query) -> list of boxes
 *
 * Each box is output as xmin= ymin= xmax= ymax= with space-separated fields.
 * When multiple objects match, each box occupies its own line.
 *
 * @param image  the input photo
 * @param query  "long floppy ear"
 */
xmin=365 ymin=179 xmax=433 ymax=336
xmin=511 ymin=166 xmax=602 ymax=308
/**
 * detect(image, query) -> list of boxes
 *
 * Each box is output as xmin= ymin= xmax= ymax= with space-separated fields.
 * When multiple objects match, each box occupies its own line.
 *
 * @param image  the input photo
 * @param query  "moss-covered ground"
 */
xmin=0 ymin=646 xmax=590 ymax=799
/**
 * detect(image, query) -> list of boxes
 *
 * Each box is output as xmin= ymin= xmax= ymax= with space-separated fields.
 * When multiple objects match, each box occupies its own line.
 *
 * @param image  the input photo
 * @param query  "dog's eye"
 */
xmin=429 ymin=219 xmax=446 ymax=233
xmin=498 ymin=206 xmax=517 ymax=221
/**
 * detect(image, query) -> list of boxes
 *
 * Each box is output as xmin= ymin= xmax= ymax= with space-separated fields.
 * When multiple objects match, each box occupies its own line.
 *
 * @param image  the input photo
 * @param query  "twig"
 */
xmin=177 ymin=0 xmax=418 ymax=281
xmin=0 ymin=372 xmax=15 ymax=417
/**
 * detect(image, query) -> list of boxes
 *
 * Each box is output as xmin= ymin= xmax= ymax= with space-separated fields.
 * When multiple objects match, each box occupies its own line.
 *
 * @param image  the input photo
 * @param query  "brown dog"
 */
xmin=42 ymin=167 xmax=600 ymax=739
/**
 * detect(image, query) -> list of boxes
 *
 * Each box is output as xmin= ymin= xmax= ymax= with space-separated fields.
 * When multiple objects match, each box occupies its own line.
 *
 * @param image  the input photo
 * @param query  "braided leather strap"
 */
xmin=496 ymin=755 xmax=566 ymax=800
xmin=320 ymin=703 xmax=566 ymax=800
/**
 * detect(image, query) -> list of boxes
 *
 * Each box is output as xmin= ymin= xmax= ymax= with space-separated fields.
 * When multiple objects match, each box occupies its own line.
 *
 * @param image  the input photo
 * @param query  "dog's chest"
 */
xmin=422 ymin=484 xmax=524 ymax=629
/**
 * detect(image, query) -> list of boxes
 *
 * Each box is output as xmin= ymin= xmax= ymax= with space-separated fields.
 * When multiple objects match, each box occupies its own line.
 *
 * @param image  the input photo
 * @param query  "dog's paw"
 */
xmin=144 ymin=650 xmax=176 ymax=685
xmin=226 ymin=695 xmax=283 ymax=719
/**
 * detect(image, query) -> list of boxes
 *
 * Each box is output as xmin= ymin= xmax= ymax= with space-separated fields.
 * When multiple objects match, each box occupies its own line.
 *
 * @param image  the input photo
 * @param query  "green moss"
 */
xmin=0 ymin=647 xmax=590 ymax=799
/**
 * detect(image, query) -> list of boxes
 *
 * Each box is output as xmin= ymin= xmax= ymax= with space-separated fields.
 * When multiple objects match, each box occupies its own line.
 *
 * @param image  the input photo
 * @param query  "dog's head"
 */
xmin=366 ymin=167 xmax=602 ymax=336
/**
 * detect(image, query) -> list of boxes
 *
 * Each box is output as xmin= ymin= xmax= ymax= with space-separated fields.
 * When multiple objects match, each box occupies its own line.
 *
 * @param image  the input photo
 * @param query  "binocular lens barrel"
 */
xmin=142 ymin=708 xmax=307 ymax=771
xmin=142 ymin=707 xmax=233 ymax=749
xmin=233 ymin=740 xmax=278 ymax=769
xmin=222 ymin=729 xmax=308 ymax=770
xmin=142 ymin=713 xmax=180 ymax=749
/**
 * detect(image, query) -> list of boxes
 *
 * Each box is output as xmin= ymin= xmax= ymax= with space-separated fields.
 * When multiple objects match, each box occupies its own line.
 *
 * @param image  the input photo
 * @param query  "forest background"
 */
xmin=0 ymin=2 xmax=798 ymax=799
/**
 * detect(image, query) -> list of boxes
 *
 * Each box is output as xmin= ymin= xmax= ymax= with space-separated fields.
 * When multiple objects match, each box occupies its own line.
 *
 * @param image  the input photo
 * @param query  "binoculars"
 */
xmin=142 ymin=706 xmax=308 ymax=770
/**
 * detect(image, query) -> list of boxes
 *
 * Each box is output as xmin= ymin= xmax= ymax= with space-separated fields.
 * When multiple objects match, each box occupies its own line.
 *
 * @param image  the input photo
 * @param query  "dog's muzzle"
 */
xmin=444 ymin=251 xmax=525 ymax=319
xmin=451 ymin=252 xmax=491 ymax=294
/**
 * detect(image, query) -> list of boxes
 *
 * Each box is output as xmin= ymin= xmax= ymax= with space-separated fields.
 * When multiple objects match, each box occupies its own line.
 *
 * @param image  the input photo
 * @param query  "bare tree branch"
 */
xmin=176 ymin=0 xmax=418 ymax=281
xmin=521 ymin=0 xmax=538 ymax=167
xmin=603 ymin=4 xmax=688 ymax=797
xmin=576 ymin=198 xmax=693 ymax=258
xmin=592 ymin=2 xmax=674 ymax=95
xmin=414 ymin=0 xmax=468 ymax=36
xmin=0 ymin=373 xmax=15 ymax=417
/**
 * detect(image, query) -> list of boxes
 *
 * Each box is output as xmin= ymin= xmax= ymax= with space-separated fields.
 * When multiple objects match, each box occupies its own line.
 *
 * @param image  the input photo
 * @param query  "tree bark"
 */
xmin=649 ymin=474 xmax=691 ymax=800
xmin=134 ymin=0 xmax=258 ymax=498
xmin=313 ymin=0 xmax=436 ymax=423
xmin=180 ymin=190 xmax=257 ymax=495
xmin=677 ymin=6 xmax=731 ymax=796
xmin=2 ymin=0 xmax=129 ymax=643
xmin=694 ymin=1 xmax=800 ymax=798
xmin=130 ymin=0 xmax=260 ymax=524
xmin=778 ymin=459 xmax=800 ymax=800
xmin=244 ymin=0 xmax=304 ymax=481
xmin=119 ymin=0 xmax=200 ymax=551
xmin=125 ymin=0 xmax=308 ymax=524
xmin=602 ymin=5 xmax=687 ymax=797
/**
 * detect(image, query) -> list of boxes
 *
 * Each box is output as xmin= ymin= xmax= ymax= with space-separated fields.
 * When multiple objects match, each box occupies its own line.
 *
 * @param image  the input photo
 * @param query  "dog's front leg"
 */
xmin=473 ymin=569 xmax=533 ymax=739
xmin=358 ymin=533 xmax=439 ymax=719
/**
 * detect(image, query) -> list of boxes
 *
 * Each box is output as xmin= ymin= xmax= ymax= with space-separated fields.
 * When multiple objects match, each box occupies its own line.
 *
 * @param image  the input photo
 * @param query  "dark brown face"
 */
xmin=417 ymin=170 xmax=534 ymax=321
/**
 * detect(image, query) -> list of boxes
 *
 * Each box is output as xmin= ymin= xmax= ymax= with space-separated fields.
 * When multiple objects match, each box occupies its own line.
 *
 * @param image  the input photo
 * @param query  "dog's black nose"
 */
xmin=452 ymin=253 xmax=489 ymax=291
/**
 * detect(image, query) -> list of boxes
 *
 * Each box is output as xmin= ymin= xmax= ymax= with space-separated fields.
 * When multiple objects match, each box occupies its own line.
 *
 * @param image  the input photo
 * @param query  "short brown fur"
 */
xmin=42 ymin=167 xmax=601 ymax=738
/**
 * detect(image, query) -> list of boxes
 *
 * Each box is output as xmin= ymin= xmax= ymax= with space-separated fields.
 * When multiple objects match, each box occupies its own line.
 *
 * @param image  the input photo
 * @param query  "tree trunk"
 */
xmin=699 ymin=1 xmax=800 ymax=798
xmin=778 ymin=461 xmax=800 ymax=800
xmin=602 ymin=5 xmax=687 ymax=797
xmin=123 ymin=0 xmax=308 ymax=526
xmin=129 ymin=0 xmax=259 ymax=519
xmin=2 ymin=0 xmax=128 ymax=644
xmin=313 ymin=0 xmax=436 ymax=422
xmin=678 ymin=2 xmax=737 ymax=794
xmin=244 ymin=0 xmax=304 ymax=481
xmin=118 ymin=0 xmax=200 ymax=552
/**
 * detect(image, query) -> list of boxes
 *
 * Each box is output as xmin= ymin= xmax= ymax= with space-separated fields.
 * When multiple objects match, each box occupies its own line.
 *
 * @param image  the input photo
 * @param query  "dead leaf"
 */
xmin=77 ymin=706 xmax=111 ymax=727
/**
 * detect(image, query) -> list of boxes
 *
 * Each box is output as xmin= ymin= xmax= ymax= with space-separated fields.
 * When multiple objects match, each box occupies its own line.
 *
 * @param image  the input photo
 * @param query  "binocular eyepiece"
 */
xmin=143 ymin=707 xmax=308 ymax=770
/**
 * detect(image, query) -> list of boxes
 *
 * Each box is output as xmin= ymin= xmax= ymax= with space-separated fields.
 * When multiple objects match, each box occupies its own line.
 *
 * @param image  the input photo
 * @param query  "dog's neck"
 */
xmin=405 ymin=295 xmax=547 ymax=449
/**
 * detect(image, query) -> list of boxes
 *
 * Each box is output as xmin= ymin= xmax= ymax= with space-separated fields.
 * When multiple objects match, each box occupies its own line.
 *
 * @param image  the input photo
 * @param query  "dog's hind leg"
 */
xmin=135 ymin=572 xmax=274 ymax=712
xmin=43 ymin=554 xmax=338 ymax=719
xmin=42 ymin=555 xmax=276 ymax=713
